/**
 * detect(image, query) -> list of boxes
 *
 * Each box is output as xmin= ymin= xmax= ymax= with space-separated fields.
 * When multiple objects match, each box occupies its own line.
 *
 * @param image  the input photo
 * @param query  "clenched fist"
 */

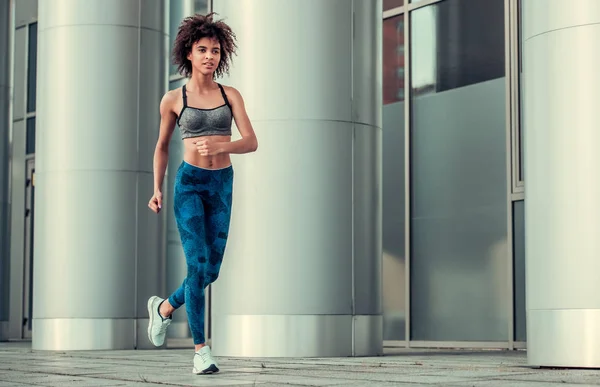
xmin=194 ymin=138 xmax=223 ymax=156
xmin=148 ymin=191 xmax=163 ymax=213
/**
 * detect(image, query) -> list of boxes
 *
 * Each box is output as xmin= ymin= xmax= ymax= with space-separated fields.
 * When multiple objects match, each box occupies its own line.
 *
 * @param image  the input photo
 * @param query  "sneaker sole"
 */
xmin=147 ymin=296 xmax=158 ymax=346
xmin=193 ymin=364 xmax=219 ymax=375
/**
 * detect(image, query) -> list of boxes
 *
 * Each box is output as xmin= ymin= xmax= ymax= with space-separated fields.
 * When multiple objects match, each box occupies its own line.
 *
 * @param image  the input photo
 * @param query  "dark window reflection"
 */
xmin=517 ymin=0 xmax=524 ymax=181
xmin=384 ymin=0 xmax=404 ymax=10
xmin=383 ymin=15 xmax=405 ymax=104
xmin=411 ymin=0 xmax=504 ymax=96
xmin=26 ymin=118 xmax=35 ymax=154
xmin=27 ymin=23 xmax=37 ymax=113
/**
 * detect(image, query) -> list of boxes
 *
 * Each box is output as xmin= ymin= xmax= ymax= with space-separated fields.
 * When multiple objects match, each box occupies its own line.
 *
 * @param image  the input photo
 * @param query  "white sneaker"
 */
xmin=193 ymin=345 xmax=219 ymax=374
xmin=147 ymin=296 xmax=171 ymax=346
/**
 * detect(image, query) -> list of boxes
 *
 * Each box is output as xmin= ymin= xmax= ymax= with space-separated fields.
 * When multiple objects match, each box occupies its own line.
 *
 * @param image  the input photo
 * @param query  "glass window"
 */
xmin=195 ymin=0 xmax=209 ymax=13
xmin=383 ymin=15 xmax=405 ymax=104
xmin=409 ymin=0 xmax=508 ymax=341
xmin=27 ymin=22 xmax=37 ymax=113
xmin=411 ymin=0 xmax=505 ymax=97
xmin=513 ymin=200 xmax=526 ymax=341
xmin=517 ymin=0 xmax=524 ymax=182
xmin=26 ymin=118 xmax=35 ymax=154
xmin=170 ymin=1 xmax=210 ymax=76
xmin=383 ymin=101 xmax=406 ymax=341
xmin=384 ymin=0 xmax=404 ymax=10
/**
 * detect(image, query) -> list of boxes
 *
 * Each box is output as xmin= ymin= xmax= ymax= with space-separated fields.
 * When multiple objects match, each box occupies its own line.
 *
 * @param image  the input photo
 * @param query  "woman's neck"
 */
xmin=188 ymin=73 xmax=217 ymax=93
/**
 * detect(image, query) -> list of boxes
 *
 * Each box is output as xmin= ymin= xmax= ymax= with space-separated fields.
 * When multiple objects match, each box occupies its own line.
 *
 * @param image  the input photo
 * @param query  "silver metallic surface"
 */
xmin=212 ymin=315 xmax=383 ymax=358
xmin=7 ymin=0 xmax=35 ymax=342
xmin=211 ymin=0 xmax=382 ymax=357
xmin=32 ymin=319 xmax=135 ymax=351
xmin=523 ymin=0 xmax=600 ymax=367
xmin=528 ymin=310 xmax=600 ymax=367
xmin=164 ymin=0 xmax=194 ymax=341
xmin=0 ymin=0 xmax=12 ymax=329
xmin=33 ymin=0 xmax=167 ymax=350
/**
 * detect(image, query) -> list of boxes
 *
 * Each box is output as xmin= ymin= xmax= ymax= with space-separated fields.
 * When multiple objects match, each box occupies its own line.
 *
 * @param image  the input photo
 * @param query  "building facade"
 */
xmin=1 ymin=0 xmax=599 ymax=367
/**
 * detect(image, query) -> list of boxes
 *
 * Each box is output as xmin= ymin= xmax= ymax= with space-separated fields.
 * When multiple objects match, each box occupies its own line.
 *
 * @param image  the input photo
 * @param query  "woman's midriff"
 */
xmin=182 ymin=135 xmax=232 ymax=169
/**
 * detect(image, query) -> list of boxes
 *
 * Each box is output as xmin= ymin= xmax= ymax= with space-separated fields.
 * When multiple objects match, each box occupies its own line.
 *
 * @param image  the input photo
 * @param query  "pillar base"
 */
xmin=212 ymin=314 xmax=382 ymax=357
xmin=32 ymin=318 xmax=135 ymax=350
xmin=528 ymin=309 xmax=600 ymax=368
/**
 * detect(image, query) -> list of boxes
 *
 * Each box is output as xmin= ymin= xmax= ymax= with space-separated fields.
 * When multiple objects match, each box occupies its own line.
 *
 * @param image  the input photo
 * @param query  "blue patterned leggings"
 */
xmin=168 ymin=161 xmax=233 ymax=345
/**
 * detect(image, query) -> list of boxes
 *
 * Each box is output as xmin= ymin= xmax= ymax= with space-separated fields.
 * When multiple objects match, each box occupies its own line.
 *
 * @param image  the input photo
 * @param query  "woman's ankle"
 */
xmin=159 ymin=299 xmax=174 ymax=318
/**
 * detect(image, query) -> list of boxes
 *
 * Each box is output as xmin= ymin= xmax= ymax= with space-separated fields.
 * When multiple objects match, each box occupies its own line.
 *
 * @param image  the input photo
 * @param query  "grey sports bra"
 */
xmin=177 ymin=84 xmax=233 ymax=139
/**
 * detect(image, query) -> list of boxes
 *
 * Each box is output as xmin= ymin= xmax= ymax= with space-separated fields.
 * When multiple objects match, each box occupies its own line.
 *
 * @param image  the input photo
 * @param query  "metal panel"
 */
xmin=524 ymin=0 xmax=600 ymax=366
xmin=353 ymin=0 xmax=383 ymax=128
xmin=21 ymin=159 xmax=34 ymax=338
xmin=215 ymin=0 xmax=353 ymax=123
xmin=212 ymin=0 xmax=382 ymax=356
xmin=135 ymin=171 xmax=166 ymax=348
xmin=36 ymin=27 xmax=140 ymax=172
xmin=522 ymin=0 xmax=600 ymax=41
xmin=525 ymin=28 xmax=600 ymax=311
xmin=513 ymin=200 xmax=526 ymax=341
xmin=212 ymin=121 xmax=354 ymax=316
xmin=40 ymin=0 xmax=160 ymax=30
xmin=0 ymin=0 xmax=12 ymax=327
xmin=12 ymin=27 xmax=25 ymax=121
xmin=33 ymin=171 xmax=138 ymax=318
xmin=32 ymin=318 xmax=135 ymax=351
xmin=354 ymin=315 xmax=383 ymax=356
xmin=33 ymin=0 xmax=167 ymax=350
xmin=138 ymin=28 xmax=168 ymax=173
xmin=353 ymin=125 xmax=382 ymax=315
xmin=403 ymin=2 xmax=411 ymax=346
xmin=212 ymin=315 xmax=353 ymax=357
xmin=14 ymin=0 xmax=37 ymax=27
xmin=528 ymin=310 xmax=600 ymax=367
xmin=382 ymin=102 xmax=405 ymax=341
xmin=169 ymin=0 xmax=195 ymax=76
xmin=8 ymin=121 xmax=26 ymax=339
xmin=165 ymin=77 xmax=189 ymax=339
xmin=409 ymin=77 xmax=508 ymax=341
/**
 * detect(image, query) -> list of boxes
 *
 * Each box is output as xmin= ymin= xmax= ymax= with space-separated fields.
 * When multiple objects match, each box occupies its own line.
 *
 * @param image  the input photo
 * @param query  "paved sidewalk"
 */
xmin=2 ymin=341 xmax=600 ymax=386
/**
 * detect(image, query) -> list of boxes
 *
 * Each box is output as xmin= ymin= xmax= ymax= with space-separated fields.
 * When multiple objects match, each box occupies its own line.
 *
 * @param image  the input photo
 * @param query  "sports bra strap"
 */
xmin=218 ymin=84 xmax=231 ymax=108
xmin=182 ymin=85 xmax=188 ymax=107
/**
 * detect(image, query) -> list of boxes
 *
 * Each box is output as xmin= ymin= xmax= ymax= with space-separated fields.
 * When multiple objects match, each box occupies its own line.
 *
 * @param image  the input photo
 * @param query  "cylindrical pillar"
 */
xmin=524 ymin=0 xmax=600 ymax=367
xmin=33 ymin=0 xmax=168 ymax=350
xmin=211 ymin=0 xmax=383 ymax=357
xmin=0 ymin=0 xmax=11 ymax=334
xmin=165 ymin=0 xmax=194 ymax=340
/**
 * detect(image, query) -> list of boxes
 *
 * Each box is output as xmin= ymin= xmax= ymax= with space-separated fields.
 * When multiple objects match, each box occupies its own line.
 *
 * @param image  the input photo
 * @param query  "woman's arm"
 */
xmin=224 ymin=87 xmax=258 ymax=153
xmin=149 ymin=92 xmax=177 ymax=213
xmin=195 ymin=87 xmax=258 ymax=156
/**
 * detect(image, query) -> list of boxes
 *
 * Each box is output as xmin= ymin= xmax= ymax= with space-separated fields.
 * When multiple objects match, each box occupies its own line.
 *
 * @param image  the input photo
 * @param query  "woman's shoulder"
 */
xmin=162 ymin=87 xmax=182 ymax=104
xmin=159 ymin=87 xmax=183 ymax=115
xmin=219 ymin=84 xmax=243 ymax=101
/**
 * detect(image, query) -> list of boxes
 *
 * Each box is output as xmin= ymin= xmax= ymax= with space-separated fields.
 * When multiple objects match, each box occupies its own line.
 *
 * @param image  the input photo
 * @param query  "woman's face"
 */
xmin=188 ymin=37 xmax=221 ymax=77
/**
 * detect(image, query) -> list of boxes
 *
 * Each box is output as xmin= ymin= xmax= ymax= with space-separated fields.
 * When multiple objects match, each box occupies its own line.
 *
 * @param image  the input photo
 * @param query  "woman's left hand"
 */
xmin=194 ymin=139 xmax=223 ymax=156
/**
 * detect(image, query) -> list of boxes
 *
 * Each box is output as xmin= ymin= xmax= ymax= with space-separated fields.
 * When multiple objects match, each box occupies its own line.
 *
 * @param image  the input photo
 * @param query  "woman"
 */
xmin=146 ymin=13 xmax=257 ymax=375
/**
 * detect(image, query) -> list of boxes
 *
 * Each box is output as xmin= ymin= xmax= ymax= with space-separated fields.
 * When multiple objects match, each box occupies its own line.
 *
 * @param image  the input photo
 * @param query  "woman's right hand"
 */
xmin=148 ymin=191 xmax=163 ymax=213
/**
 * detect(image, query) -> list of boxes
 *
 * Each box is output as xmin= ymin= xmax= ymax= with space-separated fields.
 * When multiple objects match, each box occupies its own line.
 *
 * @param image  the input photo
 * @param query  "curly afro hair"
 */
xmin=172 ymin=12 xmax=238 ymax=79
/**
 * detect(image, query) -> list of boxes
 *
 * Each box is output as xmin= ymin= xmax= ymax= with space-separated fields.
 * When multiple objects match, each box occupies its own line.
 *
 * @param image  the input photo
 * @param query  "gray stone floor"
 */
xmin=2 ymin=341 xmax=600 ymax=386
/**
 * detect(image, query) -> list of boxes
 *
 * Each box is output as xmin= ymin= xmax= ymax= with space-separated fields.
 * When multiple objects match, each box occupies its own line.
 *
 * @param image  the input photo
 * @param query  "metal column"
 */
xmin=0 ymin=0 xmax=12 ymax=340
xmin=33 ymin=0 xmax=168 ymax=350
xmin=523 ymin=0 xmax=600 ymax=367
xmin=211 ymin=0 xmax=383 ymax=357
